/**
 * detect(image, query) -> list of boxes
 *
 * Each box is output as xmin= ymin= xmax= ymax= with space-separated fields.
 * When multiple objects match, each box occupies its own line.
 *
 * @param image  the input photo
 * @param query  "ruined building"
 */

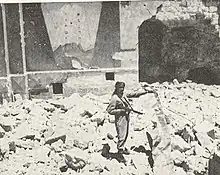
xmin=0 ymin=0 xmax=220 ymax=100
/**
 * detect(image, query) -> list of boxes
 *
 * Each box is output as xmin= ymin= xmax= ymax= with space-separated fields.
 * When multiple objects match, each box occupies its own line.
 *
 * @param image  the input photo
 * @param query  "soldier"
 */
xmin=107 ymin=81 xmax=153 ymax=154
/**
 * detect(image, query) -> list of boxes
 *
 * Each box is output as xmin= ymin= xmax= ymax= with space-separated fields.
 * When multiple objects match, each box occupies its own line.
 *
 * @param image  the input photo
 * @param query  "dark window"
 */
xmin=52 ymin=83 xmax=63 ymax=94
xmin=105 ymin=72 xmax=115 ymax=80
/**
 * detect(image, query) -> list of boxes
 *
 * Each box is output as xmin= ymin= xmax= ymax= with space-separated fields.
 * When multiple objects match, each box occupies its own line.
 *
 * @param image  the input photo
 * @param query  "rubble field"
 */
xmin=1 ymin=80 xmax=220 ymax=175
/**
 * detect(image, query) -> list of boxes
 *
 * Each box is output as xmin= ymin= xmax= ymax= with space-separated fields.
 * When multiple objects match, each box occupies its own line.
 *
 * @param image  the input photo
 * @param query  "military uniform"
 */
xmin=107 ymin=94 xmax=130 ymax=151
xmin=107 ymin=88 xmax=152 ymax=150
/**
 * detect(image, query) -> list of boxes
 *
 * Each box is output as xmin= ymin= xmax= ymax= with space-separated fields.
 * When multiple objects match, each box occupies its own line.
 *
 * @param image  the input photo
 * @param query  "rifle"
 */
xmin=122 ymin=97 xmax=144 ymax=115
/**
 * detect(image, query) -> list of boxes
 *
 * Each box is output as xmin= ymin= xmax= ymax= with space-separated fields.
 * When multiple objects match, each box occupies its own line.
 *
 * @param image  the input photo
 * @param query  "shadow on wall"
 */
xmin=23 ymin=3 xmax=58 ymax=71
xmin=90 ymin=1 xmax=120 ymax=68
xmin=139 ymin=13 xmax=220 ymax=85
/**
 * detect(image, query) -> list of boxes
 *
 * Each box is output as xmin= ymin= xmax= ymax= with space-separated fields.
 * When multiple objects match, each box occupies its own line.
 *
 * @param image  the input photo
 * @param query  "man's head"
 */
xmin=115 ymin=81 xmax=125 ymax=98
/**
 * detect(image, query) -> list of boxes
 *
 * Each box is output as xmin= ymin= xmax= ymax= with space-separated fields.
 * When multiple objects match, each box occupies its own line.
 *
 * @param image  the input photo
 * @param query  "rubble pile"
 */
xmin=1 ymin=80 xmax=220 ymax=174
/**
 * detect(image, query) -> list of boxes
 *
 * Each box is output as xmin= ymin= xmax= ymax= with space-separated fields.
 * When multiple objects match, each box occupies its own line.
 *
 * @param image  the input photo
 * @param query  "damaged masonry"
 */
xmin=1 ymin=81 xmax=220 ymax=174
xmin=1 ymin=0 xmax=220 ymax=175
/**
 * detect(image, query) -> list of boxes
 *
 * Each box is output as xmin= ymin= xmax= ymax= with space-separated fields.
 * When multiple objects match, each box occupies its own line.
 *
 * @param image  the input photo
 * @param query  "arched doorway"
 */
xmin=138 ymin=19 xmax=166 ymax=82
xmin=187 ymin=67 xmax=219 ymax=85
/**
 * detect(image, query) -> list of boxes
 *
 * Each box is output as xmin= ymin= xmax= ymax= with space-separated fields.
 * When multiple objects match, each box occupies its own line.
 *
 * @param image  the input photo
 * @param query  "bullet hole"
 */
xmin=77 ymin=13 xmax=80 ymax=16
xmin=65 ymin=24 xmax=67 ymax=27
xmin=70 ymin=22 xmax=73 ymax=25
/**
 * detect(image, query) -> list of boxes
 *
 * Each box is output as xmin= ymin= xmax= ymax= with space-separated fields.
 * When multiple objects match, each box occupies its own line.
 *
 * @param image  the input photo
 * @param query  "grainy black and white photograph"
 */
xmin=0 ymin=0 xmax=220 ymax=174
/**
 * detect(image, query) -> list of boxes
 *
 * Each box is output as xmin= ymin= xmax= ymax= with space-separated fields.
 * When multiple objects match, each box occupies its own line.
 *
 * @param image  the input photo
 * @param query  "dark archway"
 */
xmin=187 ymin=67 xmax=220 ymax=85
xmin=138 ymin=19 xmax=166 ymax=82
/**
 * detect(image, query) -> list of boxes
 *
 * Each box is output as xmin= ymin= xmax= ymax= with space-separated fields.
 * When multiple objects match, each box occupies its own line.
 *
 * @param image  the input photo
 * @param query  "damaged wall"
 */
xmin=41 ymin=3 xmax=102 ymax=69
xmin=42 ymin=2 xmax=121 ymax=69
xmin=120 ymin=0 xmax=220 ymax=84
xmin=28 ymin=69 xmax=138 ymax=98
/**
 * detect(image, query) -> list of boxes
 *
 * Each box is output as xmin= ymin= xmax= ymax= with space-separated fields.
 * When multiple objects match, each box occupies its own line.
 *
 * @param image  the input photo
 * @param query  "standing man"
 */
xmin=106 ymin=81 xmax=153 ymax=154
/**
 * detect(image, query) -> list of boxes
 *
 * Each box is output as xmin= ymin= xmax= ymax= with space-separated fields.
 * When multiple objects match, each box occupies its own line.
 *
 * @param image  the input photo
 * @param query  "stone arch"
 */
xmin=138 ymin=18 xmax=166 ymax=82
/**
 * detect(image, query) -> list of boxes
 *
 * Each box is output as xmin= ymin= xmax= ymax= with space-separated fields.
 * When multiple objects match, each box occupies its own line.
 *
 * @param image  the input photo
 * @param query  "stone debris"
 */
xmin=172 ymin=135 xmax=191 ymax=152
xmin=0 ymin=81 xmax=220 ymax=174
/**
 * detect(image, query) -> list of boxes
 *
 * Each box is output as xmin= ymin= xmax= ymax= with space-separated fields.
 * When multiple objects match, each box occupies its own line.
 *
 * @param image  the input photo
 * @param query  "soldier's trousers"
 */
xmin=115 ymin=115 xmax=129 ymax=150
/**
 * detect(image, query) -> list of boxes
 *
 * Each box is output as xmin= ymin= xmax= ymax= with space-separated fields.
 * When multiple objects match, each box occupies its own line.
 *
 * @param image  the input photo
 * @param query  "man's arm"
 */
xmin=106 ymin=96 xmax=126 ymax=115
xmin=126 ymin=87 xmax=154 ymax=98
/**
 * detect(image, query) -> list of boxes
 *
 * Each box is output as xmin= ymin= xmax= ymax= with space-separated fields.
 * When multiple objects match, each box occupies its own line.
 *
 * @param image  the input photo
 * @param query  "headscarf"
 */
xmin=115 ymin=81 xmax=125 ymax=89
xmin=112 ymin=81 xmax=125 ymax=96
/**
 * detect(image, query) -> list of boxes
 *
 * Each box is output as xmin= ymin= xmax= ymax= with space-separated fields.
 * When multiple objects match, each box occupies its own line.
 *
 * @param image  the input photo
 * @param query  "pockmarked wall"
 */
xmin=41 ymin=2 xmax=102 ymax=69
xmin=42 ymin=2 xmax=101 ymax=52
xmin=120 ymin=0 xmax=219 ymax=49
xmin=120 ymin=0 xmax=220 ymax=84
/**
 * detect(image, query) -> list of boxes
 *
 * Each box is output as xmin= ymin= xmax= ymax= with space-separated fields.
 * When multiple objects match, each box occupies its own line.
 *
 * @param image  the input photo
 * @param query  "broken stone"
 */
xmin=207 ymin=129 xmax=216 ymax=140
xmin=0 ymin=145 xmax=7 ymax=161
xmin=173 ymin=166 xmax=187 ymax=175
xmin=88 ymin=164 xmax=104 ymax=173
xmin=80 ymin=110 xmax=93 ymax=118
xmin=59 ymin=158 xmax=68 ymax=172
xmin=172 ymin=135 xmax=191 ymax=152
xmin=50 ymin=102 xmax=67 ymax=112
xmin=88 ymin=141 xmax=96 ymax=153
xmin=101 ymin=144 xmax=110 ymax=158
xmin=195 ymin=132 xmax=213 ymax=148
xmin=13 ymin=122 xmax=36 ymax=140
xmin=10 ymin=108 xmax=20 ymax=116
xmin=40 ymin=127 xmax=54 ymax=139
xmin=0 ymin=126 xmax=5 ymax=138
xmin=185 ymin=148 xmax=195 ymax=156
xmin=214 ymin=128 xmax=220 ymax=140
xmin=194 ymin=120 xmax=214 ymax=134
xmin=73 ymin=139 xmax=89 ymax=150
xmin=173 ymin=79 xmax=179 ymax=85
xmin=128 ymin=154 xmax=150 ymax=172
xmin=90 ymin=112 xmax=105 ymax=127
xmin=8 ymin=141 xmax=16 ymax=153
xmin=61 ymin=147 xmax=87 ymax=171
xmin=44 ymin=105 xmax=55 ymax=113
xmin=181 ymin=124 xmax=195 ymax=143
xmin=210 ymin=88 xmax=220 ymax=98
xmin=193 ymin=142 xmax=210 ymax=158
xmin=15 ymin=139 xmax=35 ymax=150
xmin=45 ymin=135 xmax=66 ymax=145
xmin=0 ymin=117 xmax=15 ymax=132
xmin=171 ymin=150 xmax=185 ymax=166
xmin=32 ymin=145 xmax=51 ymax=163
xmin=186 ymin=155 xmax=208 ymax=175
xmin=51 ymin=140 xmax=64 ymax=153
xmin=14 ymin=94 xmax=23 ymax=101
